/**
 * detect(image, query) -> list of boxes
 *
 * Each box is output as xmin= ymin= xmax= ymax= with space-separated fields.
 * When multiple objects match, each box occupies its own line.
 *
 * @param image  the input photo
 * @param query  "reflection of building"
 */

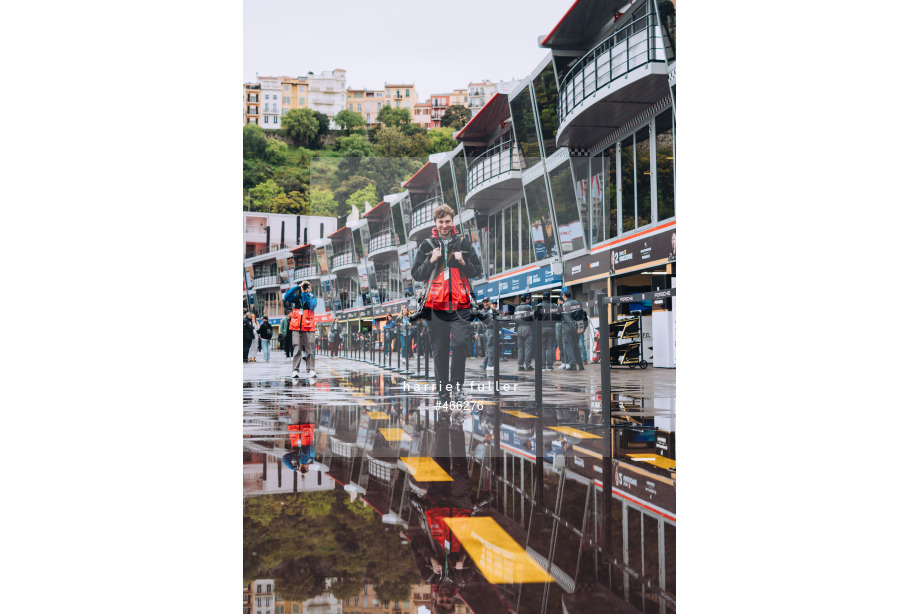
xmin=243 ymin=579 xmax=275 ymax=614
xmin=337 ymin=583 xmax=412 ymax=614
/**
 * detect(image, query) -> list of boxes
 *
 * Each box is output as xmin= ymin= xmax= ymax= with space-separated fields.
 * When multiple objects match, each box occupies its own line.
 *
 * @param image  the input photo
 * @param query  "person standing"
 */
xmin=243 ymin=311 xmax=256 ymax=363
xmin=560 ymin=288 xmax=586 ymax=370
xmin=515 ymin=293 xmax=535 ymax=371
xmin=283 ymin=280 xmax=318 ymax=378
xmin=281 ymin=310 xmax=292 ymax=361
xmin=257 ymin=316 xmax=273 ymax=362
xmin=399 ymin=306 xmax=412 ymax=360
xmin=477 ymin=298 xmax=496 ymax=370
xmin=411 ymin=204 xmax=483 ymax=407
xmin=535 ymin=292 xmax=558 ymax=370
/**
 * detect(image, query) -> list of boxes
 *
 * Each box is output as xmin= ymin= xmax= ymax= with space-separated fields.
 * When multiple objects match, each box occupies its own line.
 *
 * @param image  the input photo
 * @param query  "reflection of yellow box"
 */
xmin=627 ymin=453 xmax=676 ymax=471
xmin=377 ymin=428 xmax=410 ymax=442
xmin=399 ymin=457 xmax=453 ymax=481
xmin=365 ymin=411 xmax=389 ymax=419
xmin=548 ymin=426 xmax=601 ymax=439
xmin=443 ymin=517 xmax=553 ymax=584
xmin=501 ymin=410 xmax=536 ymax=419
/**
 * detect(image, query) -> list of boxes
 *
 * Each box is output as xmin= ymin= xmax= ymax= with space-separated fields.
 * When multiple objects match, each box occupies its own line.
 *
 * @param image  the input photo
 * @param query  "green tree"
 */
xmin=264 ymin=138 xmax=288 ymax=165
xmin=427 ymin=127 xmax=458 ymax=153
xmin=250 ymin=179 xmax=283 ymax=210
xmin=346 ymin=183 xmax=378 ymax=216
xmin=243 ymin=123 xmax=267 ymax=159
xmin=335 ymin=134 xmax=374 ymax=157
xmin=333 ymin=175 xmax=376 ymax=215
xmin=440 ymin=104 xmax=472 ymax=130
xmin=374 ymin=126 xmax=413 ymax=157
xmin=375 ymin=106 xmax=413 ymax=132
xmin=309 ymin=188 xmax=338 ymax=217
xmin=268 ymin=190 xmax=308 ymax=215
xmin=334 ymin=109 xmax=366 ymax=135
xmin=313 ymin=112 xmax=330 ymax=147
xmin=282 ymin=108 xmax=320 ymax=147
xmin=243 ymin=159 xmax=270 ymax=190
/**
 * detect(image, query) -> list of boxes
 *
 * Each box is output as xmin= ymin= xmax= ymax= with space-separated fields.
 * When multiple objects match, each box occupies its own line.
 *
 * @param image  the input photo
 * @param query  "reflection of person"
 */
xmin=399 ymin=306 xmax=411 ymax=360
xmin=668 ymin=230 xmax=676 ymax=261
xmin=515 ymin=293 xmax=534 ymax=371
xmin=283 ymin=281 xmax=317 ymax=379
xmin=410 ymin=205 xmax=483 ymax=407
xmin=541 ymin=214 xmax=556 ymax=257
xmin=243 ymin=311 xmax=256 ymax=362
xmin=477 ymin=298 xmax=496 ymax=370
xmin=560 ymin=288 xmax=585 ymax=370
xmin=330 ymin=317 xmax=342 ymax=357
xmin=536 ymin=292 xmax=558 ymax=369
xmin=283 ymin=423 xmax=316 ymax=474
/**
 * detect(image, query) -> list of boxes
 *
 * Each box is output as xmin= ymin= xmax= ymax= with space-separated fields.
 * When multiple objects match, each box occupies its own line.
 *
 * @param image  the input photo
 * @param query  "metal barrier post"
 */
xmin=424 ymin=325 xmax=430 ymax=379
xmin=415 ymin=325 xmax=421 ymax=375
xmin=596 ymin=290 xmax=613 ymax=556
xmin=492 ymin=316 xmax=500 ymax=398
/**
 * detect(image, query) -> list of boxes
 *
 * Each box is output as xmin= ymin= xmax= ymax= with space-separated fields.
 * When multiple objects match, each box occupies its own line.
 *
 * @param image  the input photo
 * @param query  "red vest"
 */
xmin=290 ymin=308 xmax=315 ymax=332
xmin=425 ymin=265 xmax=473 ymax=311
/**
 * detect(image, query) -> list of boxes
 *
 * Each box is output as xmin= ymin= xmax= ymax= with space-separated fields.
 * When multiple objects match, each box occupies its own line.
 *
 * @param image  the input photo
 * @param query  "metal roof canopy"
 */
xmin=455 ymin=94 xmax=510 ymax=143
xmin=401 ymin=162 xmax=439 ymax=190
xmin=540 ymin=0 xmax=630 ymax=50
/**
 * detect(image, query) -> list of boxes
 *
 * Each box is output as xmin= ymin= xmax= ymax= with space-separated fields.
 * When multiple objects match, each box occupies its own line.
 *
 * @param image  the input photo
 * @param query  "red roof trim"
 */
xmin=290 ymin=243 xmax=312 ymax=252
xmin=403 ymin=162 xmax=431 ymax=187
xmin=328 ymin=225 xmax=351 ymax=239
xmin=455 ymin=93 xmax=503 ymax=140
xmin=540 ymin=0 xmax=582 ymax=46
xmin=364 ymin=200 xmax=389 ymax=217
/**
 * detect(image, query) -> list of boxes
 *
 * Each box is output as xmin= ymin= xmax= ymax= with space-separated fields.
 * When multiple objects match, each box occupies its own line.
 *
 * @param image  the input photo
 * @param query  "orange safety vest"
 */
xmin=290 ymin=308 xmax=315 ymax=332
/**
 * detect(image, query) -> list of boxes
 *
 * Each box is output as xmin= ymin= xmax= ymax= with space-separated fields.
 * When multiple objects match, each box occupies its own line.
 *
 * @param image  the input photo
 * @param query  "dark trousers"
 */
xmin=562 ymin=326 xmax=583 ymax=367
xmin=284 ymin=331 xmax=292 ymax=357
xmin=429 ymin=313 xmax=470 ymax=396
xmin=244 ymin=337 xmax=252 ymax=361
xmin=482 ymin=330 xmax=494 ymax=367
xmin=428 ymin=424 xmax=473 ymax=508
xmin=517 ymin=329 xmax=533 ymax=366
xmin=542 ymin=331 xmax=556 ymax=365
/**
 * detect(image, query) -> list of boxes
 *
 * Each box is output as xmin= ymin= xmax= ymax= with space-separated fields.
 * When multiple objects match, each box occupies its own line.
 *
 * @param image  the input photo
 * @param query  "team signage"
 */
xmin=564 ymin=251 xmax=611 ymax=284
xmin=611 ymin=227 xmax=677 ymax=274
xmin=472 ymin=265 xmax=563 ymax=300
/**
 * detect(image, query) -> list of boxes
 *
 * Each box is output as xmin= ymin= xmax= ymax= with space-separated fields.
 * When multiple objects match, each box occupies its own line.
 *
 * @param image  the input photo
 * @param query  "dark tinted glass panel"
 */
xmin=635 ymin=126 xmax=652 ymax=228
xmin=438 ymin=163 xmax=457 ymax=211
xmin=643 ymin=512 xmax=660 ymax=611
xmin=658 ymin=0 xmax=676 ymax=63
xmin=352 ymin=228 xmax=364 ymax=258
xmin=656 ymin=108 xmax=675 ymax=220
xmin=509 ymin=87 xmax=541 ymax=164
xmin=664 ymin=521 xmax=676 ymax=598
xmin=548 ymin=160 xmax=585 ymax=254
xmin=605 ymin=148 xmax=618 ymax=241
xmin=390 ymin=202 xmax=406 ymax=245
xmin=509 ymin=202 xmax=519 ymax=269
xmin=503 ymin=206 xmax=513 ymax=271
xmin=462 ymin=216 xmax=483 ymax=274
xmin=520 ymin=199 xmax=533 ymax=266
xmin=523 ymin=177 xmax=558 ymax=259
xmin=532 ymin=61 xmax=559 ymax=157
xmin=571 ymin=156 xmax=591 ymax=247
xmin=626 ymin=506 xmax=643 ymax=609
xmin=453 ymin=156 xmax=467 ymax=207
xmin=620 ymin=137 xmax=636 ymax=232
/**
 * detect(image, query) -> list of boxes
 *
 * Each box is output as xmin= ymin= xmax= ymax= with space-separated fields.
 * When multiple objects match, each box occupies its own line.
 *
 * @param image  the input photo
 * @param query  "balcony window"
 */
xmin=655 ymin=107 xmax=675 ymax=220
xmin=523 ymin=176 xmax=557 ymax=259
xmin=299 ymin=97 xmax=305 ymax=105
xmin=284 ymin=84 xmax=290 ymax=92
xmin=405 ymin=89 xmax=410 ymax=97
xmin=548 ymin=160 xmax=585 ymax=254
xmin=264 ymin=115 xmax=269 ymax=123
xmin=509 ymin=88 xmax=541 ymax=163
xmin=531 ymin=61 xmax=560 ymax=157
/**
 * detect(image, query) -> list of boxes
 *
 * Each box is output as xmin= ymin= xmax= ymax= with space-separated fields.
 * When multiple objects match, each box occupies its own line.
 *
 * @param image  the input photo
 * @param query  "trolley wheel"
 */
xmin=639 ymin=360 xmax=648 ymax=370
xmin=628 ymin=363 xmax=636 ymax=369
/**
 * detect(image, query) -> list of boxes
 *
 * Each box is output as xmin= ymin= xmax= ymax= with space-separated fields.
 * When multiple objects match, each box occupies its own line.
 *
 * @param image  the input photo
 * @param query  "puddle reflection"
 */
xmin=244 ymin=364 xmax=675 ymax=613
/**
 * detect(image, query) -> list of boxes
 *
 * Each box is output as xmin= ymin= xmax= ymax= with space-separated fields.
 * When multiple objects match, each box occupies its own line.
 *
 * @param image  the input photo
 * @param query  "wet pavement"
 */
xmin=244 ymin=350 xmax=676 ymax=613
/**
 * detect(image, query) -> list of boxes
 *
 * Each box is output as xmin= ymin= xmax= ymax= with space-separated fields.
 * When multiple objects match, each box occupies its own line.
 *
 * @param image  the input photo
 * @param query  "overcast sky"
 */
xmin=244 ymin=0 xmax=573 ymax=100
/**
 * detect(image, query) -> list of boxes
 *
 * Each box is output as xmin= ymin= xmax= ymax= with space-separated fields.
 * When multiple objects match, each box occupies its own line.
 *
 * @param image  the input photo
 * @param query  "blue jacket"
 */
xmin=284 ymin=286 xmax=317 ymax=311
xmin=282 ymin=445 xmax=316 ymax=470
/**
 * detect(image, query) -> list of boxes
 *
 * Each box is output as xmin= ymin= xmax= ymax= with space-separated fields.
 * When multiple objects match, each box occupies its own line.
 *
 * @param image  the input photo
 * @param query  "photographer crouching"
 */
xmin=410 ymin=205 xmax=483 ymax=407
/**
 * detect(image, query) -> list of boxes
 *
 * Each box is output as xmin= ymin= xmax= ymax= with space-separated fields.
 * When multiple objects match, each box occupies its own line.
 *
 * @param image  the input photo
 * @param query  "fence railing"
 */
xmin=409 ymin=196 xmax=441 ymax=235
xmin=557 ymin=7 xmax=666 ymax=126
xmin=467 ymin=141 xmax=522 ymax=194
xmin=331 ymin=252 xmax=356 ymax=269
xmin=368 ymin=230 xmax=397 ymax=254
xmin=252 ymin=276 xmax=278 ymax=289
xmin=291 ymin=266 xmax=318 ymax=282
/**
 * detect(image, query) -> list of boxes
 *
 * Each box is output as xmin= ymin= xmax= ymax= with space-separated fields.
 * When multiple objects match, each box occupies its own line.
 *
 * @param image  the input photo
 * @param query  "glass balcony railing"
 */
xmin=331 ymin=252 xmax=356 ymax=269
xmin=409 ymin=196 xmax=442 ymax=235
xmin=253 ymin=275 xmax=278 ymax=289
xmin=557 ymin=7 xmax=666 ymax=127
xmin=291 ymin=266 xmax=318 ymax=282
xmin=467 ymin=141 xmax=522 ymax=195
xmin=368 ymin=230 xmax=397 ymax=254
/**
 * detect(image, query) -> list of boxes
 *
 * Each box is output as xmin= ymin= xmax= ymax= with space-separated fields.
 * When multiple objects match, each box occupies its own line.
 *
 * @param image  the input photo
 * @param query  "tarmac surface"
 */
xmin=243 ymin=347 xmax=676 ymax=614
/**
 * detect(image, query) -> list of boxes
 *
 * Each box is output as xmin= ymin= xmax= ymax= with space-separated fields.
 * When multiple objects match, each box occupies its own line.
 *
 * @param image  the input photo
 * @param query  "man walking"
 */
xmin=478 ymin=297 xmax=496 ymax=370
xmin=257 ymin=316 xmax=273 ymax=362
xmin=515 ymin=293 xmax=534 ymax=371
xmin=411 ymin=204 xmax=483 ymax=407
xmin=283 ymin=280 xmax=318 ymax=378
xmin=560 ymin=288 xmax=586 ymax=370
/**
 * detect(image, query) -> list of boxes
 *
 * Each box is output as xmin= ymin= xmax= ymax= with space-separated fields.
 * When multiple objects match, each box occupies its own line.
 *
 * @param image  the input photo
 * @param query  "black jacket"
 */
xmin=258 ymin=322 xmax=273 ymax=340
xmin=411 ymin=234 xmax=483 ymax=284
xmin=244 ymin=317 xmax=255 ymax=340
